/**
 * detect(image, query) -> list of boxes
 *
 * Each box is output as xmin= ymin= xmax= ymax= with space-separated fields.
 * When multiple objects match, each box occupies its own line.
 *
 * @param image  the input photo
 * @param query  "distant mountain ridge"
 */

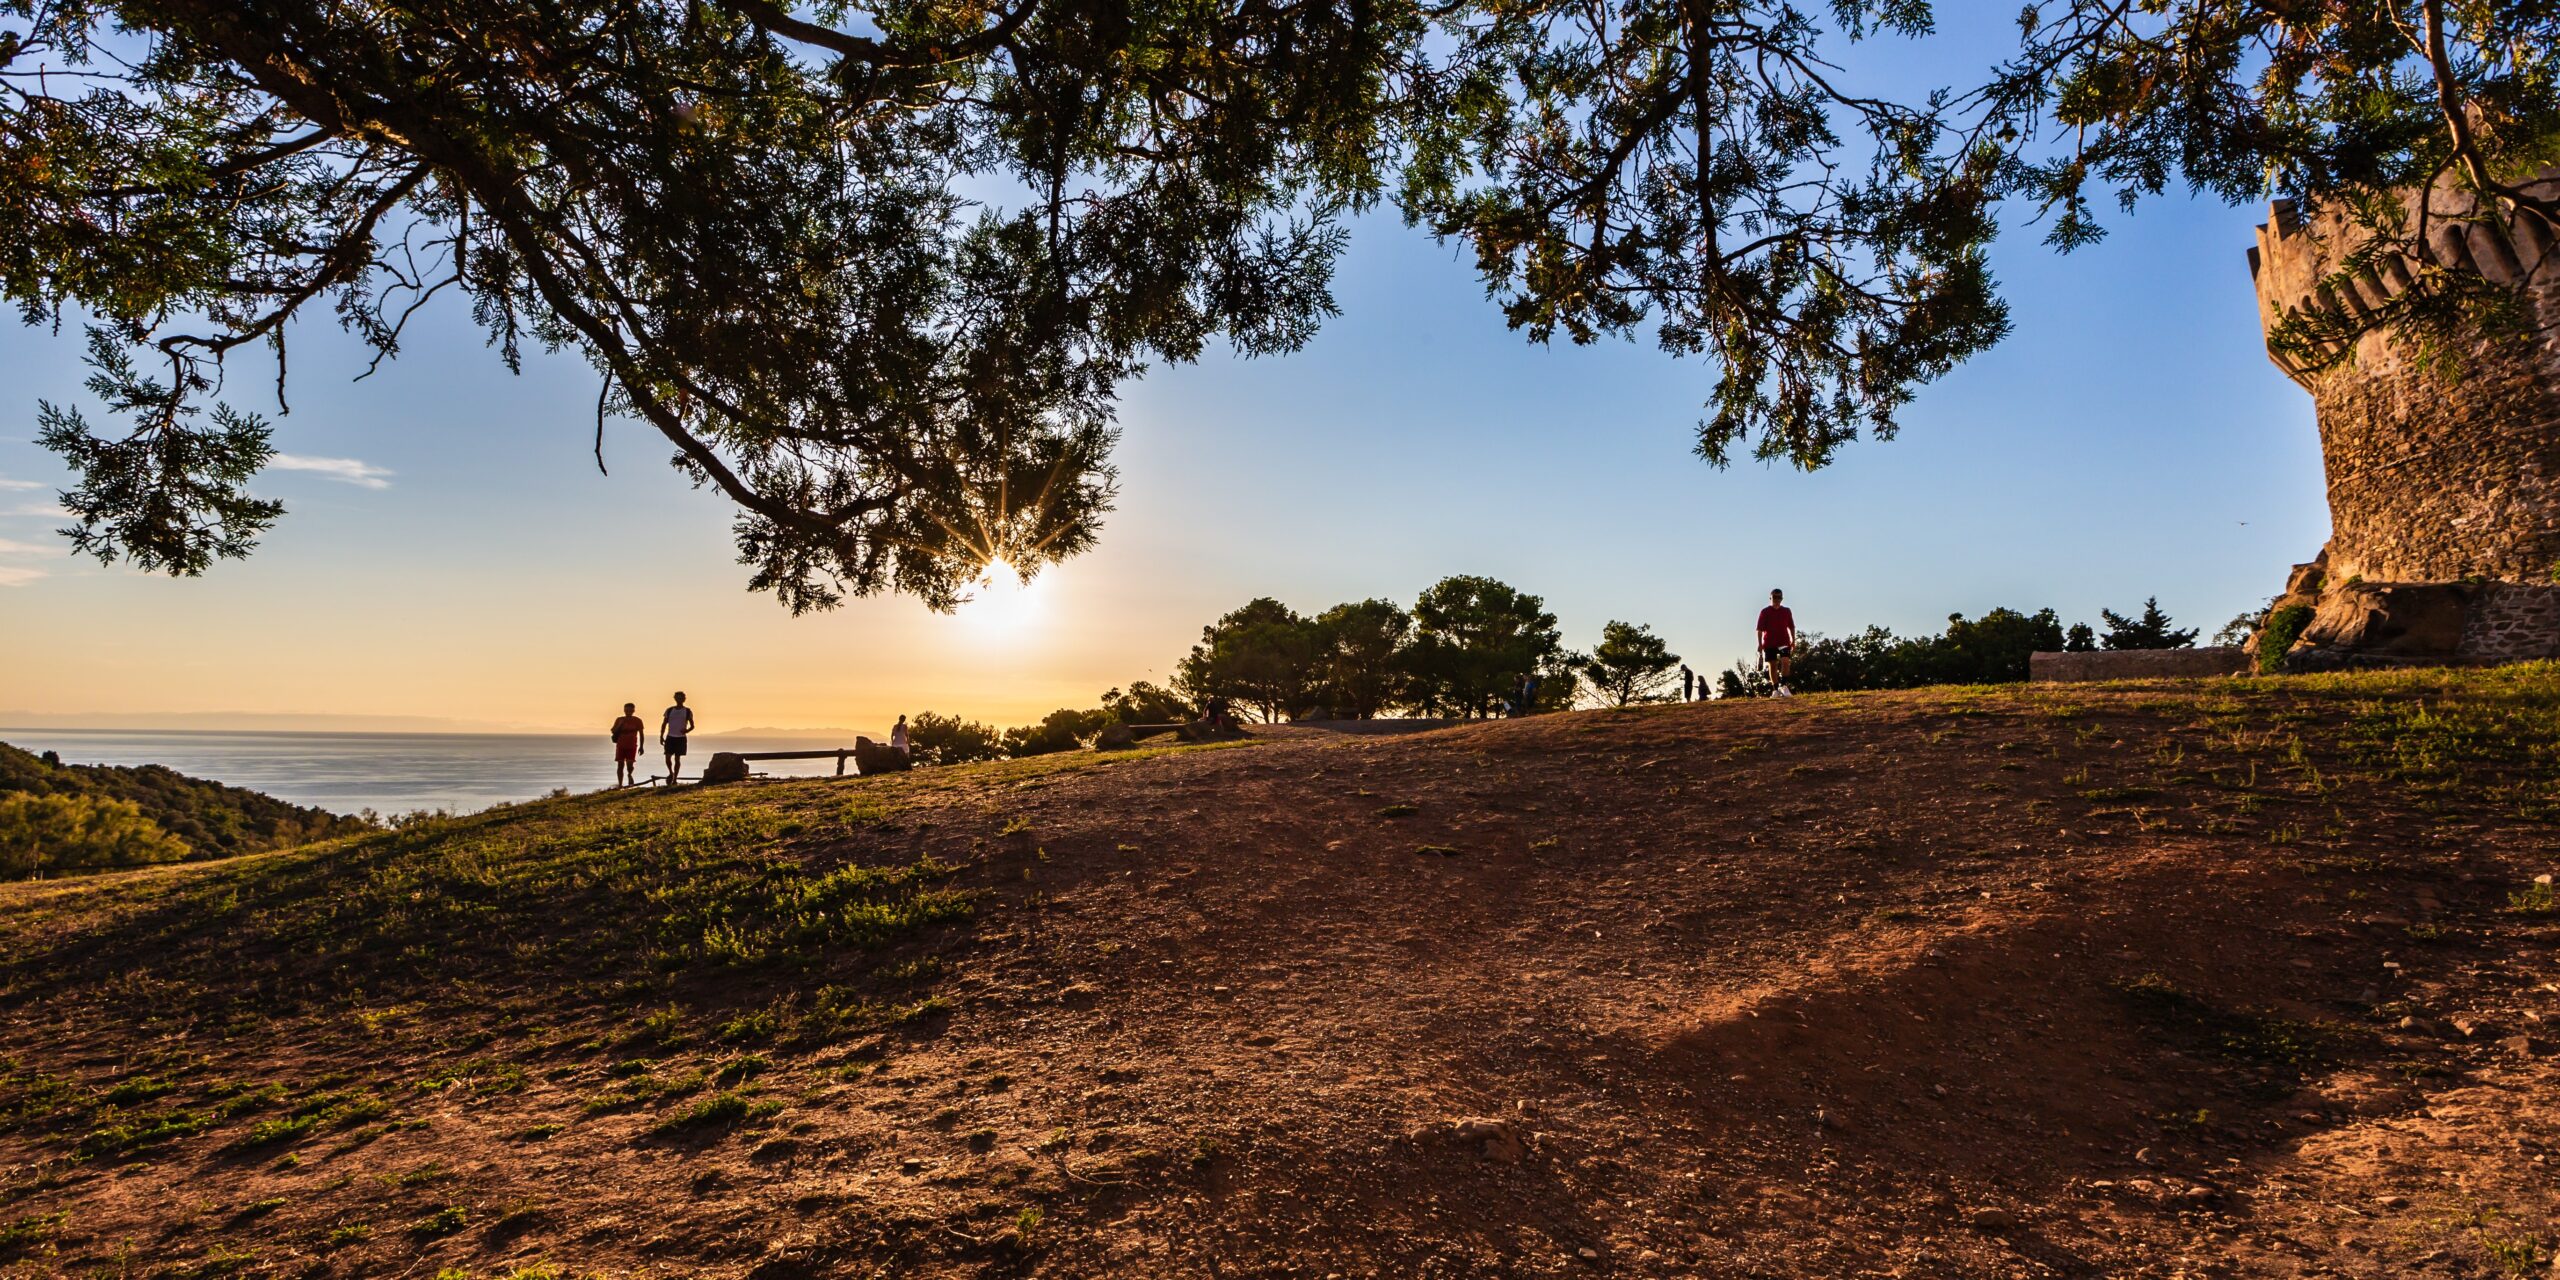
xmin=0 ymin=740 xmax=367 ymax=862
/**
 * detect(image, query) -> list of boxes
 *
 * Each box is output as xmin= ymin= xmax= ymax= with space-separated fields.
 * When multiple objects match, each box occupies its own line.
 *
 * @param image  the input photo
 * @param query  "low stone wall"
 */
xmin=2029 ymin=648 xmax=2253 ymax=683
xmin=2460 ymin=583 xmax=2560 ymax=662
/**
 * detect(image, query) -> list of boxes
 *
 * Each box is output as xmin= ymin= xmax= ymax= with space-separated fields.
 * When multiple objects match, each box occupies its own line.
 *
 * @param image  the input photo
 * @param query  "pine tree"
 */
xmin=2098 ymin=598 xmax=2198 ymax=651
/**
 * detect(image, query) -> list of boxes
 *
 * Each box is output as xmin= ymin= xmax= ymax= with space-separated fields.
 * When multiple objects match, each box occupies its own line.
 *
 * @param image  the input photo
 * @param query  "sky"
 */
xmin=0 ymin=16 xmax=2329 ymax=736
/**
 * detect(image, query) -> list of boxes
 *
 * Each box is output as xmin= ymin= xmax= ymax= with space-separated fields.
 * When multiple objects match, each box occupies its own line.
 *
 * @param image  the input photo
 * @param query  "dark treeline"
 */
xmin=915 ymin=588 xmax=2209 ymax=762
xmin=1717 ymin=598 xmax=2203 ymax=696
xmin=910 ymin=575 xmax=1687 ymax=762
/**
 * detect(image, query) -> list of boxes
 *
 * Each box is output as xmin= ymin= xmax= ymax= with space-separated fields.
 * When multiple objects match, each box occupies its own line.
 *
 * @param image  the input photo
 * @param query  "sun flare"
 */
xmin=958 ymin=558 xmax=1048 ymax=634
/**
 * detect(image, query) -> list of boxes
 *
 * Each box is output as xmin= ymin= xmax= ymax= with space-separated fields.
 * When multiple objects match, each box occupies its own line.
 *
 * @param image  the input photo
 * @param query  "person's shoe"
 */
xmin=1776 ymin=685 xmax=1793 ymax=697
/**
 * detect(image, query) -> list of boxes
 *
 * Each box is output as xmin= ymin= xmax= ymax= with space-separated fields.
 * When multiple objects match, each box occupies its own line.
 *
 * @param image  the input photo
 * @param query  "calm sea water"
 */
xmin=1 ymin=728 xmax=880 ymax=817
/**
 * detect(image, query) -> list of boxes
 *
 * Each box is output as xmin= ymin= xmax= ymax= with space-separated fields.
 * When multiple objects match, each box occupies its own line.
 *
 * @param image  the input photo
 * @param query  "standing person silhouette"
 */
xmin=1756 ymin=590 xmax=1797 ymax=697
xmin=890 ymin=714 xmax=912 ymax=760
xmin=1680 ymin=663 xmax=1697 ymax=702
xmin=610 ymin=702 xmax=646 ymax=787
xmin=661 ymin=692 xmax=695 ymax=784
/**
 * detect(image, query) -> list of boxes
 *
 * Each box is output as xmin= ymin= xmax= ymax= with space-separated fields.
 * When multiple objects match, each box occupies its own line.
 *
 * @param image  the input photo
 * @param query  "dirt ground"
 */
xmin=2 ymin=678 xmax=2556 ymax=1278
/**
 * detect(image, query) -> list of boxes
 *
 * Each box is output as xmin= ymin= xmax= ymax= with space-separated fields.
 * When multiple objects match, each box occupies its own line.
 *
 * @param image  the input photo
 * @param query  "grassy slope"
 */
xmin=2 ymin=670 xmax=2557 ymax=1278
xmin=0 ymin=742 xmax=366 ymax=862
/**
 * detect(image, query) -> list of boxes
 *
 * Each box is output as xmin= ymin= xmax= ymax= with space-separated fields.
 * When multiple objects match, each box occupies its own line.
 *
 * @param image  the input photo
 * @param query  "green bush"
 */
xmin=2256 ymin=604 xmax=2315 ymax=673
xmin=0 ymin=793 xmax=187 ymax=878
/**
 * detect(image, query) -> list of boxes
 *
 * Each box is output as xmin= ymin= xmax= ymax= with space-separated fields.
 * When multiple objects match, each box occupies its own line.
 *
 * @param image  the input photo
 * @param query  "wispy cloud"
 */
xmin=0 ymin=475 xmax=40 ymax=492
xmin=268 ymin=453 xmax=393 ymax=489
xmin=0 ymin=565 xmax=46 ymax=587
xmin=0 ymin=537 xmax=53 ymax=556
xmin=5 ymin=502 xmax=71 ymax=519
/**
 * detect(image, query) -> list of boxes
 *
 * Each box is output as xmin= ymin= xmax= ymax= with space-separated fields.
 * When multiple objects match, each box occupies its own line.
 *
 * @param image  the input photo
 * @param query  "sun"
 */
xmin=958 ymin=558 xmax=1049 ymax=634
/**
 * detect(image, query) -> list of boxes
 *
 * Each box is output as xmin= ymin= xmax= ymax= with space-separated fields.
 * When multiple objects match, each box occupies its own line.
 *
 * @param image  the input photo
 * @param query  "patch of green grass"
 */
xmin=410 ymin=1205 xmax=468 ymax=1238
xmin=227 ymin=1115 xmax=318 ymax=1150
xmin=714 ymin=1011 xmax=778 ymax=1044
xmin=1374 ymin=804 xmax=1416 ymax=819
xmin=714 ymin=1055 xmax=770 ymax=1086
xmin=0 ymin=1210 xmax=64 ymax=1253
xmin=417 ymin=1058 xmax=527 ymax=1096
xmin=516 ymin=1123 xmax=565 ymax=1141
xmin=325 ymin=1222 xmax=371 ymax=1247
xmin=235 ymin=1197 xmax=287 ymax=1220
xmin=101 ymin=1076 xmax=174 ymax=1105
xmin=2507 ymin=881 xmax=2556 ymax=915
xmin=893 ymin=995 xmax=951 ymax=1024
xmin=582 ymin=1066 xmax=708 ymax=1115
xmin=1413 ymin=845 xmax=1460 ymax=857
xmin=654 ymin=1090 xmax=781 ymax=1133
xmin=212 ymin=1082 xmax=287 ymax=1119
xmin=78 ymin=1106 xmax=212 ymax=1156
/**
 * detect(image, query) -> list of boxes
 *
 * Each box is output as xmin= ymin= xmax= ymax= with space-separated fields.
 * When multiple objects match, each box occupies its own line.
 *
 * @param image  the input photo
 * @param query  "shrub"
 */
xmin=0 ymin=793 xmax=187 ymax=878
xmin=2257 ymin=604 xmax=2315 ymax=673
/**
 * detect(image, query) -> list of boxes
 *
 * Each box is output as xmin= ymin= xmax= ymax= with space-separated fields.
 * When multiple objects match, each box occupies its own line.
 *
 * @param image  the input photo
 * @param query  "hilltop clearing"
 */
xmin=2 ymin=670 xmax=2557 ymax=1278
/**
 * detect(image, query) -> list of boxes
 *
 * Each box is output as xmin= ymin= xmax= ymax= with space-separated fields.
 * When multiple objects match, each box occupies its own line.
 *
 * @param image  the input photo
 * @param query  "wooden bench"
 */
xmin=703 ymin=739 xmax=908 ymax=782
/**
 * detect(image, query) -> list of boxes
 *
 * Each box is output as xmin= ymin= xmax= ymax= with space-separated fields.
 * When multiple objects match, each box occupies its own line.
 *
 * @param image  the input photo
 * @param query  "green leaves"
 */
xmin=35 ymin=330 xmax=282 ymax=576
xmin=1405 ymin=0 xmax=2015 ymax=469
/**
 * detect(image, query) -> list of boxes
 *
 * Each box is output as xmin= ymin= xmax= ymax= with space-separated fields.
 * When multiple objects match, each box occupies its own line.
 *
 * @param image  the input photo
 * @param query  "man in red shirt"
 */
xmin=610 ymin=702 xmax=646 ymax=787
xmin=1755 ymin=589 xmax=1797 ymax=697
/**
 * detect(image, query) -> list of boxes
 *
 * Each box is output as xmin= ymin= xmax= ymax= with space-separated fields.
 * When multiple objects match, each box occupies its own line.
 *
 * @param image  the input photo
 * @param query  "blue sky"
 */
xmin=0 ymin=13 xmax=2327 ymax=733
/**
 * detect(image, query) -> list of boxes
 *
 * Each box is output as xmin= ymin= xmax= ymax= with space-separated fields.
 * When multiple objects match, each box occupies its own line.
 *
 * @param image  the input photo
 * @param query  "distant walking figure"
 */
xmin=1680 ymin=663 xmax=1697 ymax=702
xmin=890 ymin=714 xmax=911 ymax=760
xmin=610 ymin=702 xmax=646 ymax=787
xmin=1756 ymin=590 xmax=1797 ymax=697
xmin=661 ymin=692 xmax=695 ymax=784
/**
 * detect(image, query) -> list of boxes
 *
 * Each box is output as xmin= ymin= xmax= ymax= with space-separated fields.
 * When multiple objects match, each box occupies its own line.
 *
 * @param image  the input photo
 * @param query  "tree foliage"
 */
xmin=904 ymin=711 xmax=1005 ymax=766
xmin=2099 ymin=597 xmax=2198 ymax=650
xmin=1991 ymin=0 xmax=2560 ymax=370
xmin=1402 ymin=575 xmax=1563 ymax=718
xmin=1174 ymin=597 xmax=1320 ymax=722
xmin=1577 ymin=621 xmax=1681 ymax=706
xmin=0 ymin=791 xmax=186 ymax=878
xmin=1309 ymin=599 xmax=1411 ymax=718
xmin=1717 ymin=605 xmax=2073 ymax=692
xmin=0 ymin=739 xmax=362 ymax=856
xmin=17 ymin=0 xmax=2541 ymax=603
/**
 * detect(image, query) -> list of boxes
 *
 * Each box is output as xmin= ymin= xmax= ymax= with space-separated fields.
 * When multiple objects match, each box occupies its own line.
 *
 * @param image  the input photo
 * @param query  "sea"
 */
xmin=0 ymin=728 xmax=882 ymax=818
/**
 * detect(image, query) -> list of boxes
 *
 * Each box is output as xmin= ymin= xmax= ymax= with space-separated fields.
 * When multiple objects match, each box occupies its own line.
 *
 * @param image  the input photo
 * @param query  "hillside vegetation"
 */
xmin=0 ymin=742 xmax=365 ymax=877
xmin=2 ymin=669 xmax=2557 ymax=1278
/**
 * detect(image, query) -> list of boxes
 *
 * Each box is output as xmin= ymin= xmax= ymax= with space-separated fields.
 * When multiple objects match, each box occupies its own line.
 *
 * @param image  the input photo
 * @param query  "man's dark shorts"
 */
xmin=1761 ymin=646 xmax=1792 ymax=662
xmin=665 ymin=735 xmax=688 ymax=758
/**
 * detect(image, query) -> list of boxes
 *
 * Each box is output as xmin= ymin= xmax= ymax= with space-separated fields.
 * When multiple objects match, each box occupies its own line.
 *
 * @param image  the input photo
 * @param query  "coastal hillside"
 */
xmin=2 ymin=669 xmax=2556 ymax=1278
xmin=0 ymin=741 xmax=366 ymax=872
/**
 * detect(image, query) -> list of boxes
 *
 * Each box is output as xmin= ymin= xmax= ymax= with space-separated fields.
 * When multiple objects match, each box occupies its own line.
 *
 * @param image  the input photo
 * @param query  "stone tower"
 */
xmin=2247 ymin=172 xmax=2560 ymax=665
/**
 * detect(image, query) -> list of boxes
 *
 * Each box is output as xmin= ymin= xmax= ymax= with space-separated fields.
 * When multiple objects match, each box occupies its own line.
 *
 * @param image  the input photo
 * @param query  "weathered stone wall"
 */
xmin=2462 ymin=583 xmax=2560 ymax=661
xmin=2029 ymin=648 xmax=2253 ymax=683
xmin=2249 ymin=175 xmax=2560 ymax=586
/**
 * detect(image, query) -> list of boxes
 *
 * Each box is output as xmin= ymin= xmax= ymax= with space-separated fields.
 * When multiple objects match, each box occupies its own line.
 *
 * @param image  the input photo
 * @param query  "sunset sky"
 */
xmin=0 ymin=17 xmax=2328 ymax=737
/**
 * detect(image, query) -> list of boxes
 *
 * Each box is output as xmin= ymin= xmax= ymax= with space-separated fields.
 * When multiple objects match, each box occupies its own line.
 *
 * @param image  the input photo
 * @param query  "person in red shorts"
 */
xmin=610 ymin=702 xmax=646 ymax=787
xmin=1755 ymin=589 xmax=1797 ymax=697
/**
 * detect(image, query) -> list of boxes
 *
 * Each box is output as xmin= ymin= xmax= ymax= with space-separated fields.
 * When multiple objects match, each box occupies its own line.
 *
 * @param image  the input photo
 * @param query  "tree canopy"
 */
xmin=6 ymin=0 xmax=2551 ymax=605
xmin=1577 ymin=621 xmax=1681 ymax=706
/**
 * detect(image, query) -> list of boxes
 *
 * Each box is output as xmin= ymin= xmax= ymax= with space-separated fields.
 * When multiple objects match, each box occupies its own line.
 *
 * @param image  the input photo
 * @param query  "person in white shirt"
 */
xmin=890 ymin=714 xmax=911 ymax=759
xmin=661 ymin=692 xmax=696 ymax=784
